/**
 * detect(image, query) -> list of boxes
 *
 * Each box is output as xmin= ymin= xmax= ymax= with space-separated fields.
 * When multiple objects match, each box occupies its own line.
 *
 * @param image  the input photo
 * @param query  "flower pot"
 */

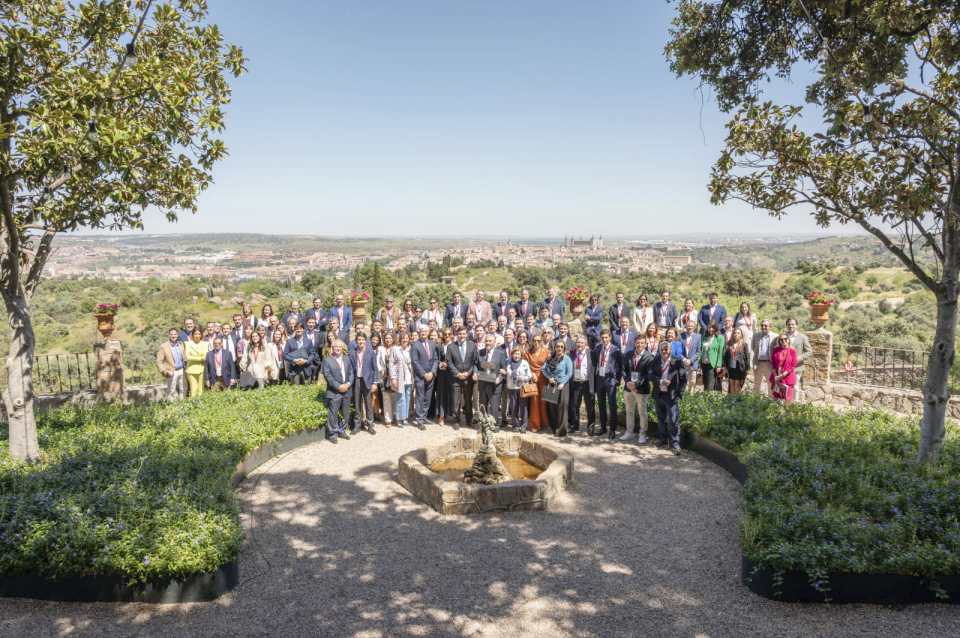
xmin=810 ymin=303 xmax=830 ymax=328
xmin=95 ymin=313 xmax=115 ymax=338
xmin=351 ymin=299 xmax=369 ymax=322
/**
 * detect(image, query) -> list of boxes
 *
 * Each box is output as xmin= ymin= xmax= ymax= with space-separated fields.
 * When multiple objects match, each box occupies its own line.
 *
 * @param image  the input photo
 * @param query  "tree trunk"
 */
xmin=918 ymin=289 xmax=958 ymax=464
xmin=3 ymin=291 xmax=39 ymax=462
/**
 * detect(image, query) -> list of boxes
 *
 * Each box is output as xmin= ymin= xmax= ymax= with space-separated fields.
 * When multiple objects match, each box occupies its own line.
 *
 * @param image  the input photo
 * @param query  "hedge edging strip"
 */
xmin=0 ymin=427 xmax=327 ymax=603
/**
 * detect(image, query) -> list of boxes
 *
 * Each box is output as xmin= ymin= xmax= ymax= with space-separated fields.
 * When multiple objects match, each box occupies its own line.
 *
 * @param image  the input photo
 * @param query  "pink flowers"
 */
xmin=806 ymin=291 xmax=836 ymax=306
xmin=350 ymin=290 xmax=370 ymax=302
xmin=95 ymin=303 xmax=119 ymax=316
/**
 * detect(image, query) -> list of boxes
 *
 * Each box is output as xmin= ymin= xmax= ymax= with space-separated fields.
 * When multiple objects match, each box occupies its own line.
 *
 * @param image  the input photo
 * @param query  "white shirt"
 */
xmin=573 ymin=349 xmax=589 ymax=381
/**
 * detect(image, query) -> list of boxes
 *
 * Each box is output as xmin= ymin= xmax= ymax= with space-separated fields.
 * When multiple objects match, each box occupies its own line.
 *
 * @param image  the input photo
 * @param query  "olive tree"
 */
xmin=1 ymin=0 xmax=244 ymax=461
xmin=667 ymin=0 xmax=960 ymax=464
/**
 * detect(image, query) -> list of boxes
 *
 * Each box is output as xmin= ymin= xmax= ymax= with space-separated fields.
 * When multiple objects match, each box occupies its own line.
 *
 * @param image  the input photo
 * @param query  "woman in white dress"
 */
xmin=240 ymin=332 xmax=273 ymax=388
xmin=388 ymin=332 xmax=413 ymax=426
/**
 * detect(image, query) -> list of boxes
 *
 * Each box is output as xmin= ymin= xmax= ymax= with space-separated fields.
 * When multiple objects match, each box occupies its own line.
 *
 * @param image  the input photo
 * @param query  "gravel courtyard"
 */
xmin=1 ymin=426 xmax=958 ymax=638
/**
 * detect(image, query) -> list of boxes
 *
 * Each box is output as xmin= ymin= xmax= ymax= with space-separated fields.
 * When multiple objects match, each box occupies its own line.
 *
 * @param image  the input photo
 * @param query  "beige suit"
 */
xmin=751 ymin=330 xmax=778 ymax=396
xmin=156 ymin=341 xmax=185 ymax=400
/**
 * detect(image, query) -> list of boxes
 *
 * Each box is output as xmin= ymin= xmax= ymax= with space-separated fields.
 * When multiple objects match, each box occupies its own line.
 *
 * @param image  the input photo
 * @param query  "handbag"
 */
xmin=520 ymin=382 xmax=538 ymax=398
xmin=239 ymin=370 xmax=257 ymax=389
xmin=542 ymin=384 xmax=561 ymax=405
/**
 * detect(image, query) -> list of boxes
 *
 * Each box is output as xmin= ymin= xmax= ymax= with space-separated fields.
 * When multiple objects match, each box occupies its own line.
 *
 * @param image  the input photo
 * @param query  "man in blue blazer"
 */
xmin=305 ymin=297 xmax=329 ymax=331
xmin=648 ymin=341 xmax=688 ymax=454
xmin=514 ymin=288 xmax=535 ymax=319
xmin=698 ymin=292 xmax=726 ymax=334
xmin=680 ymin=318 xmax=703 ymax=387
xmin=445 ymin=292 xmax=467 ymax=328
xmin=613 ymin=316 xmax=637 ymax=356
xmin=322 ymin=340 xmax=355 ymax=443
xmin=329 ymin=294 xmax=352 ymax=337
xmin=492 ymin=290 xmax=511 ymax=321
xmin=653 ymin=290 xmax=678 ymax=336
xmin=410 ymin=326 xmax=439 ymax=429
xmin=204 ymin=337 xmax=235 ymax=390
xmin=283 ymin=325 xmax=315 ymax=385
xmin=593 ymin=329 xmax=623 ymax=439
xmin=541 ymin=287 xmax=565 ymax=320
xmin=349 ymin=332 xmax=378 ymax=434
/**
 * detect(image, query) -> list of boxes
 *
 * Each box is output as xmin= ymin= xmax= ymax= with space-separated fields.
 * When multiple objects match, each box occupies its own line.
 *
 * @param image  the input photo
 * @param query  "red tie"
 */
xmin=424 ymin=341 xmax=430 ymax=358
xmin=576 ymin=351 xmax=582 ymax=367
xmin=600 ymin=348 xmax=607 ymax=368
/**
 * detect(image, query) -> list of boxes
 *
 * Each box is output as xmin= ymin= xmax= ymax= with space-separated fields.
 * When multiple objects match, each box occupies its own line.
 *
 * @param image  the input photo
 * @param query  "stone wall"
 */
xmin=0 ymin=384 xmax=166 ymax=421
xmin=805 ymin=381 xmax=960 ymax=420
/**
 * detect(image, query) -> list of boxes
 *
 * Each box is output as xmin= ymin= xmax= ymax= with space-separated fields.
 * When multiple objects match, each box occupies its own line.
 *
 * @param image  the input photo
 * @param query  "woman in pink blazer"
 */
xmin=769 ymin=333 xmax=798 ymax=402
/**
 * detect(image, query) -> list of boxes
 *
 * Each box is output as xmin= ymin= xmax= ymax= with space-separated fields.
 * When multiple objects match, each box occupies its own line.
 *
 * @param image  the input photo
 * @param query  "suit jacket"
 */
xmin=514 ymin=299 xmax=535 ymax=319
xmin=679 ymin=331 xmax=703 ymax=369
xmin=282 ymin=311 xmax=304 ymax=328
xmin=648 ymin=355 xmax=687 ymax=403
xmin=156 ymin=341 xmax=184 ymax=376
xmin=569 ymin=347 xmax=596 ymax=394
xmin=283 ymin=336 xmax=317 ymax=371
xmin=350 ymin=346 xmax=378 ymax=387
xmin=492 ymin=301 xmax=511 ymax=320
xmin=553 ymin=336 xmax=576 ymax=357
xmin=376 ymin=306 xmax=402 ymax=331
xmin=446 ymin=340 xmax=478 ymax=381
xmin=613 ymin=329 xmax=637 ymax=354
xmin=541 ymin=296 xmax=565 ymax=319
xmin=608 ymin=303 xmax=629 ymax=330
xmin=204 ymin=348 xmax=235 ymax=387
xmin=410 ymin=339 xmax=439 ymax=379
xmin=751 ymin=331 xmax=778 ymax=366
xmin=328 ymin=305 xmax=352 ymax=333
xmin=653 ymin=301 xmax=678 ymax=328
xmin=698 ymin=304 xmax=727 ymax=333
xmin=623 ymin=348 xmax=654 ymax=394
xmin=788 ymin=332 xmax=813 ymax=369
xmin=304 ymin=308 xmax=329 ymax=330
xmin=476 ymin=347 xmax=509 ymax=384
xmin=445 ymin=302 xmax=467 ymax=327
xmin=322 ymin=355 xmax=355 ymax=399
xmin=469 ymin=300 xmax=493 ymax=325
xmin=593 ymin=343 xmax=623 ymax=385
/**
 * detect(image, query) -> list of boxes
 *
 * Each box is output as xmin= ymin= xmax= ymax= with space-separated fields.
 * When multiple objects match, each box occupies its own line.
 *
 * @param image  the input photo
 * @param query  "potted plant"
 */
xmin=350 ymin=290 xmax=371 ymax=321
xmin=805 ymin=291 xmax=836 ymax=327
xmin=565 ymin=287 xmax=590 ymax=318
xmin=94 ymin=303 xmax=119 ymax=338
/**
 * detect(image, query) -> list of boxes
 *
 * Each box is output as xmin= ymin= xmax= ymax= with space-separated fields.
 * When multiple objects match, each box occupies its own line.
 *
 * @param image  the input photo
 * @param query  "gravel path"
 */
xmin=1 ymin=425 xmax=958 ymax=638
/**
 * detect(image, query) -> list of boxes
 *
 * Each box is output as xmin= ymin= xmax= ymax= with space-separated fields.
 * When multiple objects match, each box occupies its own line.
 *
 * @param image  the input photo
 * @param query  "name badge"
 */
xmin=631 ymin=372 xmax=640 ymax=383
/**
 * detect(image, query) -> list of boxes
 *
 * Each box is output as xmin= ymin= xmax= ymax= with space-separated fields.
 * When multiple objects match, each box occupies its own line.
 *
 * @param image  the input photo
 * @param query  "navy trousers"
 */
xmin=414 ymin=376 xmax=435 ymax=422
xmin=655 ymin=397 xmax=681 ymax=448
xmin=597 ymin=378 xmax=619 ymax=432
xmin=326 ymin=394 xmax=349 ymax=438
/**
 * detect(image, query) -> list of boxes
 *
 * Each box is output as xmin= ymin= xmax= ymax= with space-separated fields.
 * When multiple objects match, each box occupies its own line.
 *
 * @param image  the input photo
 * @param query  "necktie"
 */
xmin=424 ymin=341 xmax=430 ymax=358
xmin=621 ymin=335 xmax=626 ymax=350
xmin=357 ymin=349 xmax=363 ymax=376
xmin=600 ymin=347 xmax=607 ymax=369
xmin=338 ymin=308 xmax=343 ymax=324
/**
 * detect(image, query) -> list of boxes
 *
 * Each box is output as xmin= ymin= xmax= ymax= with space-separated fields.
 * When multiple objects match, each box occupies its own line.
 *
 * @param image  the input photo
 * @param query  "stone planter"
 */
xmin=809 ymin=303 xmax=830 ymax=328
xmin=95 ymin=313 xmax=116 ymax=339
xmin=351 ymin=299 xmax=369 ymax=323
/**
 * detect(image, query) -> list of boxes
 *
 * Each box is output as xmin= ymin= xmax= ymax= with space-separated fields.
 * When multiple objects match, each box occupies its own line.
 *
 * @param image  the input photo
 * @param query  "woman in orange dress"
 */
xmin=524 ymin=334 xmax=550 ymax=432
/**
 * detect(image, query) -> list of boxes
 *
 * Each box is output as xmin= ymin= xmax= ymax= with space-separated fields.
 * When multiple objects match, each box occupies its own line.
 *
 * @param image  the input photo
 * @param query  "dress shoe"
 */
xmin=671 ymin=446 xmax=682 ymax=456
xmin=607 ymin=430 xmax=617 ymax=440
xmin=417 ymin=422 xmax=426 ymax=431
xmin=327 ymin=437 xmax=338 ymax=445
xmin=636 ymin=433 xmax=649 ymax=444
xmin=340 ymin=430 xmax=351 ymax=440
xmin=595 ymin=428 xmax=608 ymax=437
xmin=655 ymin=438 xmax=668 ymax=448
xmin=367 ymin=425 xmax=377 ymax=435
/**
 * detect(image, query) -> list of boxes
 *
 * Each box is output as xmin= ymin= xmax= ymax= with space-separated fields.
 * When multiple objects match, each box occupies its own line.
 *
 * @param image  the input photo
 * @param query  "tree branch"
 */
xmin=24 ymin=230 xmax=54 ymax=298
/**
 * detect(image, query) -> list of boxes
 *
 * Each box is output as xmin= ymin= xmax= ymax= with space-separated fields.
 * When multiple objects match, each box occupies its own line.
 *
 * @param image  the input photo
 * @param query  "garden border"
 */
xmin=679 ymin=429 xmax=960 ymax=604
xmin=0 ymin=427 xmax=328 ymax=604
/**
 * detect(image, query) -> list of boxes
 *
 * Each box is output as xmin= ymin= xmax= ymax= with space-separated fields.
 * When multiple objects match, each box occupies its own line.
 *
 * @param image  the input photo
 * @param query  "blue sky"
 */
xmin=143 ymin=0 xmax=839 ymax=237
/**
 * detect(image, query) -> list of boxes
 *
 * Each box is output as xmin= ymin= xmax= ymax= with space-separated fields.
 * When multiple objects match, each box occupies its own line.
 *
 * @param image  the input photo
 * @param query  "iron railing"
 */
xmin=831 ymin=343 xmax=929 ymax=392
xmin=0 ymin=352 xmax=98 ymax=396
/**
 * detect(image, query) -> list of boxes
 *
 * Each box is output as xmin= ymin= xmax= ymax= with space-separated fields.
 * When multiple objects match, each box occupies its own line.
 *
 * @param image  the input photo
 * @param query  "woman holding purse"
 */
xmin=770 ymin=333 xmax=798 ymax=402
xmin=542 ymin=340 xmax=573 ymax=438
xmin=505 ymin=346 xmax=534 ymax=432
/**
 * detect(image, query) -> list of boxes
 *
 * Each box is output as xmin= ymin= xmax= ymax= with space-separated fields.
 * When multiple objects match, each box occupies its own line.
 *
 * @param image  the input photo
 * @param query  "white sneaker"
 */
xmin=618 ymin=431 xmax=634 ymax=441
xmin=636 ymin=433 xmax=648 ymax=444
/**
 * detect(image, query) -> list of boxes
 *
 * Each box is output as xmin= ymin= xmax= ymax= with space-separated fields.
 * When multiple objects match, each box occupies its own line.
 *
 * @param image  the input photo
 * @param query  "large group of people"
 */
xmin=156 ymin=288 xmax=813 ymax=454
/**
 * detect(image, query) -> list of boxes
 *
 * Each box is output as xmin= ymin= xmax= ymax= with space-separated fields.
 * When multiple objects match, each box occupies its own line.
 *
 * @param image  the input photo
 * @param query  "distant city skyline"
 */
xmin=130 ymin=1 xmax=832 ymax=236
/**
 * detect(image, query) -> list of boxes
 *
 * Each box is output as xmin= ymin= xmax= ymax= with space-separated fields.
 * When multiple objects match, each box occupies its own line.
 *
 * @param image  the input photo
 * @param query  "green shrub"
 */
xmin=679 ymin=393 xmax=960 ymax=583
xmin=0 ymin=385 xmax=325 ymax=583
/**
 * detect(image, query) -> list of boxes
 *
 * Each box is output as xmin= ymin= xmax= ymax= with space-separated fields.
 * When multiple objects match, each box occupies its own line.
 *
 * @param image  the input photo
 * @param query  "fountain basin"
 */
xmin=398 ymin=433 xmax=574 ymax=515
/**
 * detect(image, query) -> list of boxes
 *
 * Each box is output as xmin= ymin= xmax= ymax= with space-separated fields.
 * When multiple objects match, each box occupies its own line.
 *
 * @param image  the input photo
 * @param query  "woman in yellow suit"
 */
xmin=183 ymin=327 xmax=209 ymax=397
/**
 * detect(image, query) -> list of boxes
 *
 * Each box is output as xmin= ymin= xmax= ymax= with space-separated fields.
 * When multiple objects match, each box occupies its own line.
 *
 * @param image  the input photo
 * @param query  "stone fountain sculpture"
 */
xmin=462 ymin=410 xmax=510 ymax=485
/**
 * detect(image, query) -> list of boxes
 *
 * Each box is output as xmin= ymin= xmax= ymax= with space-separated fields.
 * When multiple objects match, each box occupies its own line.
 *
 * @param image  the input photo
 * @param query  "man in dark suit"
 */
xmin=680 ymin=319 xmax=703 ymax=388
xmin=594 ymin=329 xmax=623 ymax=439
xmin=410 ymin=326 xmax=438 ymax=430
xmin=445 ymin=292 xmax=467 ymax=328
xmin=305 ymin=297 xmax=328 ymax=331
xmin=541 ymin=287 xmax=565 ymax=320
xmin=653 ymin=290 xmax=678 ymax=336
xmin=302 ymin=317 xmax=323 ymax=380
xmin=283 ymin=325 xmax=315 ymax=385
xmin=622 ymin=335 xmax=654 ymax=442
xmin=614 ymin=315 xmax=637 ymax=355
xmin=514 ymin=288 xmax=535 ymax=319
xmin=282 ymin=300 xmax=304 ymax=329
xmin=698 ymin=292 xmax=727 ymax=334
xmin=554 ymin=322 xmax=576 ymax=356
xmin=204 ymin=337 xmax=235 ymax=390
xmin=568 ymin=335 xmax=595 ymax=433
xmin=493 ymin=290 xmax=511 ymax=321
xmin=350 ymin=332 xmax=378 ymax=434
xmin=447 ymin=327 xmax=478 ymax=427
xmin=329 ymin=294 xmax=352 ymax=337
xmin=607 ymin=292 xmax=628 ymax=331
xmin=649 ymin=340 xmax=688 ymax=454
xmin=326 ymin=317 xmax=349 ymax=344
xmin=476 ymin=333 xmax=508 ymax=428
xmin=322 ymin=340 xmax=354 ymax=444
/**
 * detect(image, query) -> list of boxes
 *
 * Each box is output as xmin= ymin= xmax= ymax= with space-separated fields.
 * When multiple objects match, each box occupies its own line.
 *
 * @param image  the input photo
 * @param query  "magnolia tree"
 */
xmin=666 ymin=1 xmax=960 ymax=464
xmin=1 ymin=0 xmax=244 ymax=461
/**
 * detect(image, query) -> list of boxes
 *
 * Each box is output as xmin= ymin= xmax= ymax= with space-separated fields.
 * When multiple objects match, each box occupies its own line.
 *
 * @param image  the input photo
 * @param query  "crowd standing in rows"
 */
xmin=157 ymin=288 xmax=813 ymax=454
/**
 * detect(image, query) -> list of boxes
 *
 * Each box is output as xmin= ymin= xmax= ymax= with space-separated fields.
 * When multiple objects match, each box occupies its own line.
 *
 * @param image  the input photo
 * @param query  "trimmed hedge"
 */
xmin=680 ymin=393 xmax=960 ymax=594
xmin=0 ymin=385 xmax=324 ymax=584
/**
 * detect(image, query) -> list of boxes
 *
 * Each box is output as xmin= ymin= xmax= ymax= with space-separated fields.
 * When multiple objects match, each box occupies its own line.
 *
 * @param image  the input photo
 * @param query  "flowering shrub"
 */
xmin=679 ymin=392 xmax=960 ymax=588
xmin=564 ymin=287 xmax=589 ymax=306
xmin=94 ymin=303 xmax=119 ymax=316
xmin=805 ymin=291 xmax=836 ymax=305
xmin=350 ymin=290 xmax=370 ymax=302
xmin=0 ymin=385 xmax=324 ymax=583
